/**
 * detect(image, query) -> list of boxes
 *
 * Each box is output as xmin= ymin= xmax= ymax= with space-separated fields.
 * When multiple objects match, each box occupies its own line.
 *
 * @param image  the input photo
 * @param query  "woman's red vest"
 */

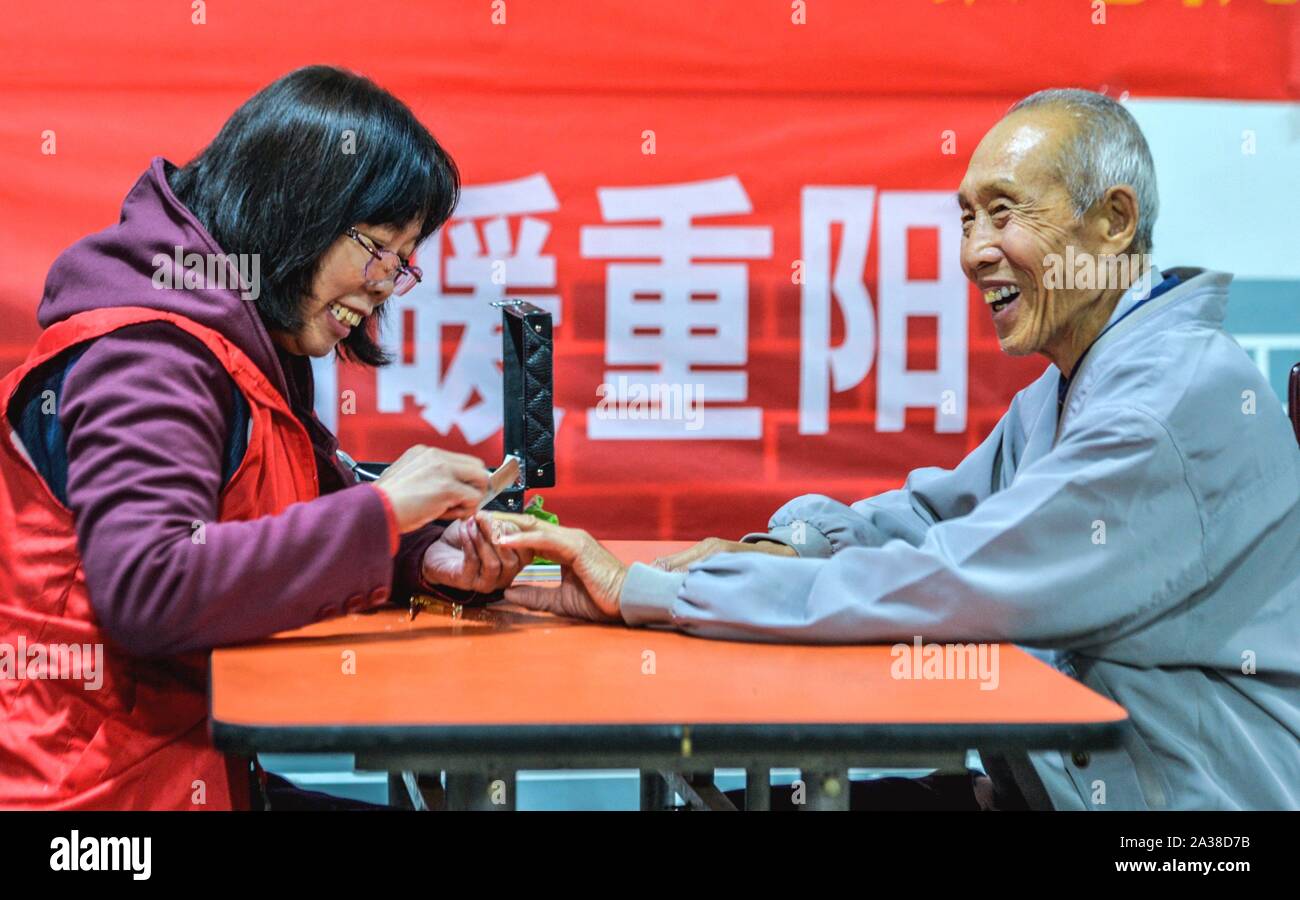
xmin=0 ymin=306 xmax=318 ymax=809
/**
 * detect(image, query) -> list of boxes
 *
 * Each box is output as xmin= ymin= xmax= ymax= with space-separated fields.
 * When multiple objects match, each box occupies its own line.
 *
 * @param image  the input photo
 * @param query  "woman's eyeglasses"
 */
xmin=346 ymin=227 xmax=423 ymax=296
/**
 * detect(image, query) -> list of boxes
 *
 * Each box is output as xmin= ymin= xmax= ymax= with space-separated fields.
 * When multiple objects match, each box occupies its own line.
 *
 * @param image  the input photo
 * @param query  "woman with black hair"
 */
xmin=0 ymin=66 xmax=529 ymax=809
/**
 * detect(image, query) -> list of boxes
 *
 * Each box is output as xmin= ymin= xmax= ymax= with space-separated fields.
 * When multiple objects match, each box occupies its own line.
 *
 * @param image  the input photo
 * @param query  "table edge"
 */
xmin=211 ymin=717 xmax=1128 ymax=757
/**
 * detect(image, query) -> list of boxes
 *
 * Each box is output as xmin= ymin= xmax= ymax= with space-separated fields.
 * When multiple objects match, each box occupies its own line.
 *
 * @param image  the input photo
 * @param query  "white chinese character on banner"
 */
xmin=799 ymin=187 xmax=877 ymax=434
xmin=580 ymin=176 xmax=771 ymax=439
xmin=375 ymin=174 xmax=562 ymax=444
xmin=876 ymin=191 xmax=967 ymax=433
xmin=798 ymin=188 xmax=967 ymax=434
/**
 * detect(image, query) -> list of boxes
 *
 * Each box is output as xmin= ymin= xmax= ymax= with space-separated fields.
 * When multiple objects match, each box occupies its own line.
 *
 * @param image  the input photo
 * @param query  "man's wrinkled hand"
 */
xmin=486 ymin=513 xmax=626 ymax=622
xmin=652 ymin=537 xmax=796 ymax=572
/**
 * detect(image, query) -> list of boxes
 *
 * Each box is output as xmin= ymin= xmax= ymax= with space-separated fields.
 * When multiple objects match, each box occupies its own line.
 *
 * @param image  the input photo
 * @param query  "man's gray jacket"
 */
xmin=620 ymin=267 xmax=1300 ymax=810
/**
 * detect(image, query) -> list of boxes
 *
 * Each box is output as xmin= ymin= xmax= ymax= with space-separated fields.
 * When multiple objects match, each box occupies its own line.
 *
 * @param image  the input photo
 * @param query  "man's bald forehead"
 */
xmin=976 ymin=106 xmax=1075 ymax=167
xmin=961 ymin=109 xmax=1072 ymax=202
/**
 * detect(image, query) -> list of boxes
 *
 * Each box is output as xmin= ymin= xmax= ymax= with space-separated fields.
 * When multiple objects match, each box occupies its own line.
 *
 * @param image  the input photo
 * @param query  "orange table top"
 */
xmin=210 ymin=541 xmax=1127 ymax=758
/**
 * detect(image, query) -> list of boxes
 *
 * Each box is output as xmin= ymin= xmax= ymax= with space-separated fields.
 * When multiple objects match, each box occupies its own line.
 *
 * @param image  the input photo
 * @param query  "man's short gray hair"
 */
xmin=1008 ymin=88 xmax=1159 ymax=255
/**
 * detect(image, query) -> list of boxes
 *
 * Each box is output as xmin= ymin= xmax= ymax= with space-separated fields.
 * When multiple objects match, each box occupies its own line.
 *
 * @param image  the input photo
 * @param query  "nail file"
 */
xmin=516 ymin=563 xmax=561 ymax=583
xmin=477 ymin=454 xmax=522 ymax=510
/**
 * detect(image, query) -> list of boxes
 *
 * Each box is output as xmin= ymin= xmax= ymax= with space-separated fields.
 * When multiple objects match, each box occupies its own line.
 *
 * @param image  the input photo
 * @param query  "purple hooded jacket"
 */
xmin=34 ymin=157 xmax=443 ymax=657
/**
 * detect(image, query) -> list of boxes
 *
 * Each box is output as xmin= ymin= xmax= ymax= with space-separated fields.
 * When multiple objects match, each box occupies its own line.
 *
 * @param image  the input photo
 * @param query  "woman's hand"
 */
xmin=652 ymin=537 xmax=795 ymax=572
xmin=374 ymin=445 xmax=489 ymax=533
xmin=487 ymin=513 xmax=626 ymax=622
xmin=421 ymin=512 xmax=533 ymax=592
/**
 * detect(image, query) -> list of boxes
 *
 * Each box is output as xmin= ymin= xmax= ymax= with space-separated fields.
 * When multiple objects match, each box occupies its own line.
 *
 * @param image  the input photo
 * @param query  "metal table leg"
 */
xmin=388 ymin=771 xmax=446 ymax=810
xmin=639 ymin=770 xmax=671 ymax=811
xmin=661 ymin=771 xmax=737 ymax=811
xmin=744 ymin=769 xmax=771 ymax=811
xmin=388 ymin=771 xmax=422 ymax=810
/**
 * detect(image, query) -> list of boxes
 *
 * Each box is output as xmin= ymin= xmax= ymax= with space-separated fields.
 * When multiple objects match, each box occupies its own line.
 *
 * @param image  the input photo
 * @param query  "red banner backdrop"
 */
xmin=2 ymin=1 xmax=1297 ymax=539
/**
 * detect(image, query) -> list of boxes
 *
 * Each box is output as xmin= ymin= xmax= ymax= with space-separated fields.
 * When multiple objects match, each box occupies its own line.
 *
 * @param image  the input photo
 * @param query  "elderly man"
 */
xmin=493 ymin=89 xmax=1300 ymax=811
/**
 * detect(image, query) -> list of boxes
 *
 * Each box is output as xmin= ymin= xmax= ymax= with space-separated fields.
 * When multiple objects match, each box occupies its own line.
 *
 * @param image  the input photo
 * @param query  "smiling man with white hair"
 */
xmin=492 ymin=89 xmax=1300 ymax=811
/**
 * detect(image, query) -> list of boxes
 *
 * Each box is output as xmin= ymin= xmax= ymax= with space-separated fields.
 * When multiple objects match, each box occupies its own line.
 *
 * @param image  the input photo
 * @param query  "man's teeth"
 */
xmin=328 ymin=302 xmax=363 ymax=327
xmin=983 ymin=285 xmax=1021 ymax=311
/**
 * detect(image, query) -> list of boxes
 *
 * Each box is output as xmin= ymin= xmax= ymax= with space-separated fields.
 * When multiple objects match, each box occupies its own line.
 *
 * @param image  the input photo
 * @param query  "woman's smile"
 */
xmin=324 ymin=300 xmax=366 ymax=339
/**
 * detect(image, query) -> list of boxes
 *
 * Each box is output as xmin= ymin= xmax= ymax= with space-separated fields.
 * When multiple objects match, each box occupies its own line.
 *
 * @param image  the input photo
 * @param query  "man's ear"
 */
xmin=1092 ymin=184 xmax=1140 ymax=255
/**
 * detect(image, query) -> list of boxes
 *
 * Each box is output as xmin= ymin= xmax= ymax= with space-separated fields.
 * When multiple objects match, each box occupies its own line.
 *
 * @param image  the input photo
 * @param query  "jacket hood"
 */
xmin=37 ymin=157 xmax=289 ymax=397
